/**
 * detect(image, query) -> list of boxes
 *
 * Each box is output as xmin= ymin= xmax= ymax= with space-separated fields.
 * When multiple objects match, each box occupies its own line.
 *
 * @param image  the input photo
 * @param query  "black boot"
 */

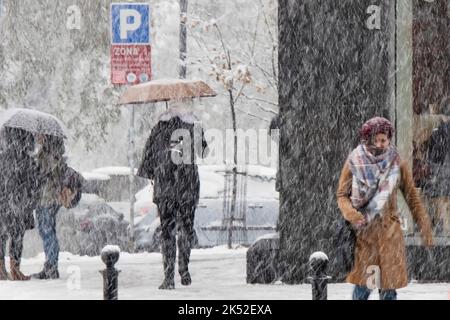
xmin=158 ymin=278 xmax=175 ymax=290
xmin=178 ymin=224 xmax=192 ymax=286
xmin=32 ymin=262 xmax=59 ymax=280
xmin=159 ymin=237 xmax=176 ymax=290
xmin=158 ymin=256 xmax=175 ymax=290
xmin=180 ymin=271 xmax=191 ymax=286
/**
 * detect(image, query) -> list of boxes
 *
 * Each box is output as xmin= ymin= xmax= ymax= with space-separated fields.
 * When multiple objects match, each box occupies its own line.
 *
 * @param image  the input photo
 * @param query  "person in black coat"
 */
xmin=137 ymin=108 xmax=208 ymax=289
xmin=0 ymin=127 xmax=42 ymax=281
xmin=425 ymin=118 xmax=450 ymax=233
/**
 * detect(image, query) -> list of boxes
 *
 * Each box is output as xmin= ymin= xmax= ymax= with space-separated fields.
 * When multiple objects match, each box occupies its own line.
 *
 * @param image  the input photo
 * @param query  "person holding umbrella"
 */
xmin=0 ymin=108 xmax=82 ymax=280
xmin=137 ymin=99 xmax=209 ymax=290
xmin=0 ymin=126 xmax=42 ymax=280
xmin=119 ymin=78 xmax=216 ymax=290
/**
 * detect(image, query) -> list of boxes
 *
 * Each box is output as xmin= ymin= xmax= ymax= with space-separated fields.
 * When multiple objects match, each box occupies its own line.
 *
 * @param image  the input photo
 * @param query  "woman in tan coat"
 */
xmin=337 ymin=117 xmax=434 ymax=300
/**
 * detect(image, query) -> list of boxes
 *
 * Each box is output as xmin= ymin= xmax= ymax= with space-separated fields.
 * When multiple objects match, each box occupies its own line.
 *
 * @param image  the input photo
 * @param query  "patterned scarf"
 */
xmin=348 ymin=144 xmax=401 ymax=223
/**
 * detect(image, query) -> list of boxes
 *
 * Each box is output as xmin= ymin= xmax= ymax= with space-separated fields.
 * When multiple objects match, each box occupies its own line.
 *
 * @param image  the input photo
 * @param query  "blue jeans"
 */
xmin=353 ymin=285 xmax=397 ymax=300
xmin=36 ymin=205 xmax=61 ymax=267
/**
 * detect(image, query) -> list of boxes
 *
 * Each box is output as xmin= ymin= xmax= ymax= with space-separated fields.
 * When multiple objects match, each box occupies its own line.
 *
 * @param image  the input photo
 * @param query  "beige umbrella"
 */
xmin=118 ymin=78 xmax=216 ymax=250
xmin=118 ymin=78 xmax=217 ymax=105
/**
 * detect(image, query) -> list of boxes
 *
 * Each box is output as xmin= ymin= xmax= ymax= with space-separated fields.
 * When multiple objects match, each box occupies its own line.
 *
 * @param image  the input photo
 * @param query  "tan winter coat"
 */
xmin=337 ymin=160 xmax=434 ymax=289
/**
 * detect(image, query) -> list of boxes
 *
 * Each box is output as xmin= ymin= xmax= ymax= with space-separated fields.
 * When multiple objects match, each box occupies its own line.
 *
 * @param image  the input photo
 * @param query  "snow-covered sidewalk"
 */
xmin=0 ymin=246 xmax=448 ymax=300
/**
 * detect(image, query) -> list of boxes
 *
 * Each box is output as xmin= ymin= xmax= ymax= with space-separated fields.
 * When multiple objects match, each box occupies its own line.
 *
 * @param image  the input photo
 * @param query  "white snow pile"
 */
xmin=254 ymin=233 xmax=279 ymax=242
xmin=309 ymin=251 xmax=329 ymax=262
xmin=79 ymin=193 xmax=106 ymax=205
xmin=92 ymin=167 xmax=138 ymax=176
xmin=81 ymin=172 xmax=110 ymax=181
xmin=101 ymin=245 xmax=121 ymax=254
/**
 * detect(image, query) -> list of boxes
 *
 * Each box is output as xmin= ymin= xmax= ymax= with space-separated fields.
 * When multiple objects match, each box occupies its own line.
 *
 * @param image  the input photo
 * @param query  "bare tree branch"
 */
xmin=214 ymin=23 xmax=231 ymax=69
xmin=241 ymin=92 xmax=278 ymax=108
xmin=235 ymin=107 xmax=270 ymax=122
xmin=233 ymin=82 xmax=247 ymax=104
xmin=248 ymin=7 xmax=261 ymax=58
xmin=258 ymin=0 xmax=278 ymax=87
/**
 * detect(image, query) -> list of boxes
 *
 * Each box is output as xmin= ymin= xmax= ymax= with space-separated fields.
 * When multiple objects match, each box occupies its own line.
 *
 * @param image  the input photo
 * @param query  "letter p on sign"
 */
xmin=111 ymin=3 xmax=151 ymax=44
xmin=120 ymin=9 xmax=142 ymax=40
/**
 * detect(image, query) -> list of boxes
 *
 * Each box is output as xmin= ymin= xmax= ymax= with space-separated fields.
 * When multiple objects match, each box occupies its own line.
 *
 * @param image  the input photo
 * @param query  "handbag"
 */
xmin=59 ymin=166 xmax=84 ymax=209
xmin=333 ymin=217 xmax=357 ymax=274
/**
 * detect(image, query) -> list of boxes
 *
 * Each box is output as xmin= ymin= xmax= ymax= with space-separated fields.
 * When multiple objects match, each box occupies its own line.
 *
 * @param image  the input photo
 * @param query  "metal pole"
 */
xmin=128 ymin=106 xmax=136 ymax=252
xmin=179 ymin=0 xmax=188 ymax=79
xmin=100 ymin=249 xmax=121 ymax=300
xmin=307 ymin=252 xmax=331 ymax=300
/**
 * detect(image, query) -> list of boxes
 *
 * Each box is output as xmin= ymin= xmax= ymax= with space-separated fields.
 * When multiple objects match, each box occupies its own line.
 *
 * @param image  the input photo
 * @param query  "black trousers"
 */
xmin=0 ymin=226 xmax=26 ymax=262
xmin=158 ymin=201 xmax=196 ymax=280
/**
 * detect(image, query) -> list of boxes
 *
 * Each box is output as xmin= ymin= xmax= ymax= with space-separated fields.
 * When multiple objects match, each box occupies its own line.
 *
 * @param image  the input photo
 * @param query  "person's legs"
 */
xmin=159 ymin=201 xmax=177 ymax=289
xmin=34 ymin=205 xmax=60 ymax=279
xmin=9 ymin=226 xmax=30 ymax=281
xmin=379 ymin=289 xmax=397 ymax=300
xmin=430 ymin=197 xmax=444 ymax=234
xmin=435 ymin=197 xmax=450 ymax=234
xmin=352 ymin=285 xmax=372 ymax=300
xmin=177 ymin=203 xmax=195 ymax=286
xmin=443 ymin=197 xmax=450 ymax=234
xmin=0 ymin=233 xmax=8 ymax=280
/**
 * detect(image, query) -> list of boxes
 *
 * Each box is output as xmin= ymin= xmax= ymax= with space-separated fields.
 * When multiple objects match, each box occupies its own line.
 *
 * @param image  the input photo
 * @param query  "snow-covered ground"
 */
xmin=1 ymin=246 xmax=448 ymax=300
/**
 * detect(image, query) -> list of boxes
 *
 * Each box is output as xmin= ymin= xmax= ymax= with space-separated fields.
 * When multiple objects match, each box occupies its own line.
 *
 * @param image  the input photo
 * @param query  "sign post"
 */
xmin=111 ymin=3 xmax=152 ymax=250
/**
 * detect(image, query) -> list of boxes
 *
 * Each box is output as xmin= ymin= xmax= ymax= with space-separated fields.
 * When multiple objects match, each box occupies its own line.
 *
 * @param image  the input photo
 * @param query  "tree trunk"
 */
xmin=228 ymin=89 xmax=238 ymax=249
xmin=179 ymin=0 xmax=188 ymax=79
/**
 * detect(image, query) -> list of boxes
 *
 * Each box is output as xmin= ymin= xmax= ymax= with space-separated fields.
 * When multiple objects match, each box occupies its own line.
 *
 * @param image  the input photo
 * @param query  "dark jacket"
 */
xmin=0 ymin=128 xmax=42 ymax=232
xmin=37 ymin=136 xmax=69 ymax=207
xmin=426 ymin=121 xmax=450 ymax=197
xmin=137 ymin=115 xmax=208 ymax=206
xmin=37 ymin=135 xmax=85 ymax=209
xmin=37 ymin=152 xmax=68 ymax=207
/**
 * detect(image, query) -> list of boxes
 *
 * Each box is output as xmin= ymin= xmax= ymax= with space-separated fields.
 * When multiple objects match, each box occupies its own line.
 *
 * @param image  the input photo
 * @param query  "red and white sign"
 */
xmin=111 ymin=45 xmax=152 ymax=85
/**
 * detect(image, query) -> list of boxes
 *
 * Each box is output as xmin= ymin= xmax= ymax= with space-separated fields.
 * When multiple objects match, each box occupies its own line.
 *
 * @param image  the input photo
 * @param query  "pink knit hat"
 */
xmin=359 ymin=117 xmax=394 ymax=143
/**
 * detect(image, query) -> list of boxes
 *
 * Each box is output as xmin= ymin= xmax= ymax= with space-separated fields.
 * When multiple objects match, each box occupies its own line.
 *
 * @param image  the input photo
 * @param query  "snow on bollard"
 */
xmin=100 ymin=245 xmax=121 ymax=300
xmin=307 ymin=252 xmax=331 ymax=300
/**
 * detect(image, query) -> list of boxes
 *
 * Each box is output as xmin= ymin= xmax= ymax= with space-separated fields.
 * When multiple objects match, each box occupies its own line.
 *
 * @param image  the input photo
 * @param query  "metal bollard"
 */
xmin=100 ymin=246 xmax=121 ymax=300
xmin=307 ymin=252 xmax=331 ymax=300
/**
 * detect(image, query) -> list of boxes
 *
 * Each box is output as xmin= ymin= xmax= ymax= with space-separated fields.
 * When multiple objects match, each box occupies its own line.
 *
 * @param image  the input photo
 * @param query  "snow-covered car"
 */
xmin=133 ymin=165 xmax=279 ymax=252
xmin=56 ymin=193 xmax=130 ymax=256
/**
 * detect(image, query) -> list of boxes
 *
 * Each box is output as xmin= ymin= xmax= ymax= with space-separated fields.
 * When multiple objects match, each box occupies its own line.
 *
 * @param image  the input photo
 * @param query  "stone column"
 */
xmin=278 ymin=0 xmax=395 ymax=283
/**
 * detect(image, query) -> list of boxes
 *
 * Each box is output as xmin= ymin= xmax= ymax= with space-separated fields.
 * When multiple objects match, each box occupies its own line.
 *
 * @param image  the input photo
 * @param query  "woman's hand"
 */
xmin=59 ymin=187 xmax=76 ymax=208
xmin=423 ymin=235 xmax=435 ymax=248
xmin=353 ymin=214 xmax=367 ymax=229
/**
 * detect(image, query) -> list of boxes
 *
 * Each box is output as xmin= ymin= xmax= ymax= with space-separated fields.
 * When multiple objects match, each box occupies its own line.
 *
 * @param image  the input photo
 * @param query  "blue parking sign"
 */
xmin=111 ymin=3 xmax=151 ymax=44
